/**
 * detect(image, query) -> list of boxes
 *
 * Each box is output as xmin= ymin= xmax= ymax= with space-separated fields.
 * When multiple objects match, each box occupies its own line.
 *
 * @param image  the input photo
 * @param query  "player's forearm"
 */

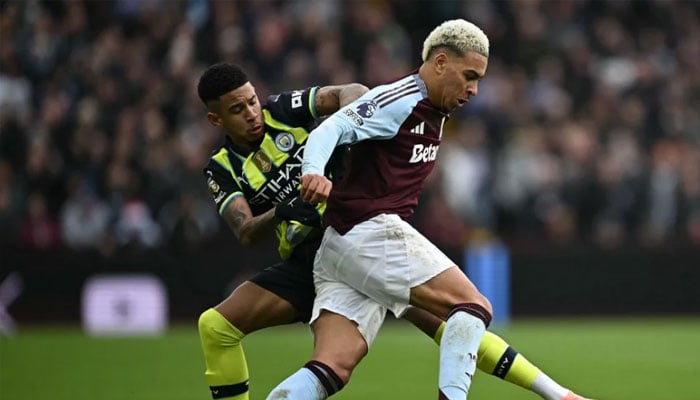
xmin=222 ymin=203 xmax=278 ymax=247
xmin=302 ymin=126 xmax=341 ymax=175
xmin=236 ymin=208 xmax=279 ymax=247
xmin=314 ymin=83 xmax=368 ymax=116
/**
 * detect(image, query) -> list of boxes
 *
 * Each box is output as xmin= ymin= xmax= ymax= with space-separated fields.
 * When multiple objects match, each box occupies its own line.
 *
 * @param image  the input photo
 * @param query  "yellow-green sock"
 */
xmin=198 ymin=308 xmax=249 ymax=399
xmin=433 ymin=323 xmax=540 ymax=390
xmin=477 ymin=331 xmax=540 ymax=389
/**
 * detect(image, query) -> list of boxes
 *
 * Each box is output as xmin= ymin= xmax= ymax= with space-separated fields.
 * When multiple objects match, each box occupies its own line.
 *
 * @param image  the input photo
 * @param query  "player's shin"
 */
xmin=476 ymin=331 xmax=540 ymax=388
xmin=438 ymin=303 xmax=491 ymax=400
xmin=477 ymin=331 xmax=583 ymax=400
xmin=198 ymin=308 xmax=250 ymax=400
xmin=436 ymin=324 xmax=580 ymax=400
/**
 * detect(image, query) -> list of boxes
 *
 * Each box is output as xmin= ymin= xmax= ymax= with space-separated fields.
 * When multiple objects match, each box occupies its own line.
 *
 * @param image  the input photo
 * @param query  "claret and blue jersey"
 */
xmin=302 ymin=72 xmax=449 ymax=234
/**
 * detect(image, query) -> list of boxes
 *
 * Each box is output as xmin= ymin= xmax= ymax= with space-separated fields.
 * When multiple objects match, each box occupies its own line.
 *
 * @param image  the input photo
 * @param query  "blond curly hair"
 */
xmin=422 ymin=19 xmax=489 ymax=61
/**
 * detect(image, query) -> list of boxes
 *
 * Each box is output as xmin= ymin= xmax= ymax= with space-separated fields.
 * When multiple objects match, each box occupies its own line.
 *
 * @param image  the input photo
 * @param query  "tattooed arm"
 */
xmin=220 ymin=196 xmax=279 ymax=247
xmin=314 ymin=83 xmax=369 ymax=117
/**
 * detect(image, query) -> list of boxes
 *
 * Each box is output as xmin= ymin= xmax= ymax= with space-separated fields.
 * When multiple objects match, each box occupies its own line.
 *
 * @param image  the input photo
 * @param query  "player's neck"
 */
xmin=226 ymin=134 xmax=263 ymax=156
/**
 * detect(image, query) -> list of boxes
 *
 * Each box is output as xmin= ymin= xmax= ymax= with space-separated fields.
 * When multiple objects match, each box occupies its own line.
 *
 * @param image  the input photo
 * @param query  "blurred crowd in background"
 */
xmin=1 ymin=0 xmax=698 ymax=258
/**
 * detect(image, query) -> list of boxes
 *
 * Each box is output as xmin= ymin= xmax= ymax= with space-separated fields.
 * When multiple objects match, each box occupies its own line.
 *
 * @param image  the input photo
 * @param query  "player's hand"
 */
xmin=300 ymin=174 xmax=332 ymax=204
xmin=275 ymin=196 xmax=322 ymax=227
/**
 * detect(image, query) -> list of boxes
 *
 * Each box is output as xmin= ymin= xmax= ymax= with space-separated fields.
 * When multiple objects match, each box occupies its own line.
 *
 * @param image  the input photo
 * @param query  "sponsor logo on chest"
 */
xmin=249 ymin=146 xmax=305 ymax=205
xmin=409 ymin=143 xmax=439 ymax=163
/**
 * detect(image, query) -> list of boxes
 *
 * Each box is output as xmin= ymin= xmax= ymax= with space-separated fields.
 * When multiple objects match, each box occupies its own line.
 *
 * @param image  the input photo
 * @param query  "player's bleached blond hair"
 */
xmin=421 ymin=19 xmax=489 ymax=61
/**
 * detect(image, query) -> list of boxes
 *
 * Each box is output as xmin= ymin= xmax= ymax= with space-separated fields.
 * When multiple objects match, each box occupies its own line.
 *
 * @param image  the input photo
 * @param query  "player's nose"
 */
xmin=468 ymin=82 xmax=478 ymax=97
xmin=244 ymin=105 xmax=257 ymax=121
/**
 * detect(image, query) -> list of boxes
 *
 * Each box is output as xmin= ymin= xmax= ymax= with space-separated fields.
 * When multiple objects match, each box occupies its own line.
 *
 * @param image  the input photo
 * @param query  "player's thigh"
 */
xmin=217 ymin=246 xmax=317 ymax=332
xmin=312 ymin=278 xmax=387 ymax=348
xmin=409 ymin=266 xmax=491 ymax=320
xmin=361 ymin=214 xmax=458 ymax=316
xmin=215 ymin=281 xmax=298 ymax=334
xmin=311 ymin=310 xmax=368 ymax=379
xmin=314 ymin=216 xmax=418 ymax=314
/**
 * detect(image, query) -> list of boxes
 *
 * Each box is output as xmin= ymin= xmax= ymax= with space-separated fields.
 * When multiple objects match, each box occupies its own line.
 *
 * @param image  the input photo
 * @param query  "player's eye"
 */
xmin=465 ymin=70 xmax=482 ymax=81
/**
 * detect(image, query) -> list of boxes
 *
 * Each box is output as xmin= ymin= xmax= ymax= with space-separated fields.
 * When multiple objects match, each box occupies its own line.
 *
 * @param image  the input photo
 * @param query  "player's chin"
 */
xmin=444 ymin=99 xmax=465 ymax=112
xmin=445 ymin=104 xmax=459 ymax=113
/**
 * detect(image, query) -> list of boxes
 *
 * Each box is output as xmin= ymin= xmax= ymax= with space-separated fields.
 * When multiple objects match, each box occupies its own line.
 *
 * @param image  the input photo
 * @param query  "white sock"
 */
xmin=266 ymin=367 xmax=327 ymax=400
xmin=531 ymin=372 xmax=570 ymax=400
xmin=439 ymin=311 xmax=486 ymax=399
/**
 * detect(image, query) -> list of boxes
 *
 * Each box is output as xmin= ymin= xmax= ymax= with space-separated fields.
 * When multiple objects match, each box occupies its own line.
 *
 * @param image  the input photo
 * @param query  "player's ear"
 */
xmin=433 ymin=52 xmax=448 ymax=75
xmin=206 ymin=111 xmax=222 ymax=127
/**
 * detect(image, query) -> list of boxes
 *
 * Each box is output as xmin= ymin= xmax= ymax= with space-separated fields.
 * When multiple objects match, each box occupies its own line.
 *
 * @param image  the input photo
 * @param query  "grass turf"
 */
xmin=1 ymin=317 xmax=699 ymax=399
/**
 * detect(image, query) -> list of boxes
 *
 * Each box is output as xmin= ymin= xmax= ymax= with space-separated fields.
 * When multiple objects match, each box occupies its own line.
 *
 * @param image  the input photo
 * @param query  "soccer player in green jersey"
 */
xmin=197 ymin=62 xmax=590 ymax=400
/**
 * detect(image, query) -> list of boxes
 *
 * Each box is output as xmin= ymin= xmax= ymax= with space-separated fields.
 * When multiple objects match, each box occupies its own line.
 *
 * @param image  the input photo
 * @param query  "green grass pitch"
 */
xmin=1 ymin=317 xmax=699 ymax=399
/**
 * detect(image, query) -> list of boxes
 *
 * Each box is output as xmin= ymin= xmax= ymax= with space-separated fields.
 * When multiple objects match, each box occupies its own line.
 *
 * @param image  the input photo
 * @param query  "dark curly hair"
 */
xmin=197 ymin=62 xmax=249 ymax=107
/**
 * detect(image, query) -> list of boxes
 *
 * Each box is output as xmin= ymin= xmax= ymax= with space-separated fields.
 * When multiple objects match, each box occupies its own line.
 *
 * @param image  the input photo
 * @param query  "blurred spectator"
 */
xmin=158 ymin=192 xmax=219 ymax=253
xmin=59 ymin=175 xmax=111 ymax=249
xmin=643 ymin=139 xmax=684 ymax=245
xmin=0 ymin=161 xmax=24 ymax=244
xmin=19 ymin=192 xmax=61 ymax=249
xmin=438 ymin=119 xmax=493 ymax=230
xmin=592 ymin=129 xmax=646 ymax=247
xmin=104 ymin=159 xmax=162 ymax=248
xmin=114 ymin=198 xmax=161 ymax=248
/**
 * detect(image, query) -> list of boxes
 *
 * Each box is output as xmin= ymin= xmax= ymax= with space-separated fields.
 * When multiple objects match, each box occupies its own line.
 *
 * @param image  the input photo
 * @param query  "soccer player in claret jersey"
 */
xmin=197 ymin=63 xmax=591 ymax=400
xmin=266 ymin=20 xmax=594 ymax=400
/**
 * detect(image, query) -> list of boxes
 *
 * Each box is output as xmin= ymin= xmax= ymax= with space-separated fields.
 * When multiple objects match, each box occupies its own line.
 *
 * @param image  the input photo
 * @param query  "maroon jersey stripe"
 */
xmin=374 ymin=80 xmax=417 ymax=103
xmin=378 ymin=88 xmax=421 ymax=108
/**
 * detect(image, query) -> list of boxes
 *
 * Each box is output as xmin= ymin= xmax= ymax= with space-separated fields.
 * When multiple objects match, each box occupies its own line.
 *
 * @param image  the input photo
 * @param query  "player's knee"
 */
xmin=311 ymin=340 xmax=366 ymax=385
xmin=198 ymin=308 xmax=244 ymax=344
xmin=475 ymin=293 xmax=493 ymax=317
xmin=198 ymin=308 xmax=219 ymax=340
xmin=449 ymin=298 xmax=493 ymax=328
xmin=311 ymin=354 xmax=361 ymax=385
xmin=331 ymin=359 xmax=356 ymax=385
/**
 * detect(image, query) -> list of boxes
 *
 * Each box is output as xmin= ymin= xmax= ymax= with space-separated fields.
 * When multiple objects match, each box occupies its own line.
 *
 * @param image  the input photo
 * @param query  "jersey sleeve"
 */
xmin=203 ymin=160 xmax=244 ymax=216
xmin=265 ymin=86 xmax=320 ymax=129
xmin=302 ymin=87 xmax=416 ymax=175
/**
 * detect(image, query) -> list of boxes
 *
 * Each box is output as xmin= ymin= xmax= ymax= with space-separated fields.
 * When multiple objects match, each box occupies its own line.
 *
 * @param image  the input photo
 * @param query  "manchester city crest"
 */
xmin=275 ymin=132 xmax=295 ymax=152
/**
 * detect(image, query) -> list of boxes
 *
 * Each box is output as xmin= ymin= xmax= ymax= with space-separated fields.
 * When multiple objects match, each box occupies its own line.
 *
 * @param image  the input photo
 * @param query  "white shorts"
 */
xmin=310 ymin=213 xmax=456 ymax=346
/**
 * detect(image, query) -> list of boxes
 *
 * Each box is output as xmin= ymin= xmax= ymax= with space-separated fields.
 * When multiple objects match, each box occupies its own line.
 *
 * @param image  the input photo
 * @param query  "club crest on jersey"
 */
xmin=275 ymin=132 xmax=295 ymax=152
xmin=356 ymin=101 xmax=377 ymax=118
xmin=252 ymin=150 xmax=272 ymax=172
